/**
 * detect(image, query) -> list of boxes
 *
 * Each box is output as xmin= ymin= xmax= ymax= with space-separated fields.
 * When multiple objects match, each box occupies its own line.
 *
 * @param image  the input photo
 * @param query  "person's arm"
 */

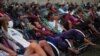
xmin=67 ymin=20 xmax=73 ymax=30
xmin=24 ymin=42 xmax=47 ymax=56
xmin=32 ymin=25 xmax=39 ymax=31
xmin=68 ymin=47 xmax=79 ymax=54
xmin=0 ymin=43 xmax=17 ymax=56
xmin=88 ymin=24 xmax=100 ymax=35
xmin=62 ymin=25 xmax=67 ymax=32
xmin=55 ymin=20 xmax=58 ymax=29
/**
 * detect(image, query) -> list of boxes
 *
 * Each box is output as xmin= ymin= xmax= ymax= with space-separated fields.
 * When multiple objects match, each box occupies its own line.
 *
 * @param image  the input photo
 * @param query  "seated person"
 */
xmin=75 ymin=9 xmax=100 ymax=36
xmin=49 ymin=5 xmax=58 ymax=13
xmin=0 ymin=43 xmax=16 ymax=56
xmin=34 ymin=22 xmax=54 ymax=37
xmin=18 ymin=15 xmax=54 ymax=40
xmin=47 ymin=29 xmax=96 ymax=55
xmin=26 ymin=16 xmax=96 ymax=55
xmin=64 ymin=8 xmax=81 ymax=30
xmin=0 ymin=15 xmax=55 ymax=56
xmin=48 ymin=13 xmax=67 ymax=33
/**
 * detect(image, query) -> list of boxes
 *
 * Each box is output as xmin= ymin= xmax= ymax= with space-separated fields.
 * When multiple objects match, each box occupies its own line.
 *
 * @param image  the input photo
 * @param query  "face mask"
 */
xmin=65 ymin=11 xmax=69 ymax=13
xmin=71 ymin=10 xmax=75 ymax=15
xmin=8 ymin=21 xmax=13 ymax=28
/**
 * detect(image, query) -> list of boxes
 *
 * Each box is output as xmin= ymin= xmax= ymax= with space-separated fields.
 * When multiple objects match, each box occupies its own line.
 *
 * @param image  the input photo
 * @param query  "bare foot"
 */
xmin=89 ymin=43 xmax=96 ymax=46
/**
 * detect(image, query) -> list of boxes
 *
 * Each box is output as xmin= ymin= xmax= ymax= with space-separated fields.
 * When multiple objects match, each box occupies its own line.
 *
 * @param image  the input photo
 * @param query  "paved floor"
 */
xmin=80 ymin=39 xmax=100 ymax=56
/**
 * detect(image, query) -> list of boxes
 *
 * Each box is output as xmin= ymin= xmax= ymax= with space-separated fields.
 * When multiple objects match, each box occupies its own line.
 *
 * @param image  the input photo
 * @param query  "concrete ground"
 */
xmin=80 ymin=38 xmax=100 ymax=56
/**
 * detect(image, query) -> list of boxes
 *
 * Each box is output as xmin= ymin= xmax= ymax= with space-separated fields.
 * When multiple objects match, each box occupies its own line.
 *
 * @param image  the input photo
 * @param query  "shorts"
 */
xmin=47 ymin=36 xmax=70 ymax=49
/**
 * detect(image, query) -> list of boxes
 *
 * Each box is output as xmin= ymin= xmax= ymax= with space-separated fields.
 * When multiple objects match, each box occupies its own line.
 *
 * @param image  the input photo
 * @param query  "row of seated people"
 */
xmin=0 ymin=1 xmax=100 ymax=56
xmin=0 ymin=13 xmax=96 ymax=56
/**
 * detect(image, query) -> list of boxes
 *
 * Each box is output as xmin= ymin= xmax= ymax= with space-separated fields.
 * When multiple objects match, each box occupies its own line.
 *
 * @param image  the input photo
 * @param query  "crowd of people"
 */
xmin=0 ymin=0 xmax=100 ymax=56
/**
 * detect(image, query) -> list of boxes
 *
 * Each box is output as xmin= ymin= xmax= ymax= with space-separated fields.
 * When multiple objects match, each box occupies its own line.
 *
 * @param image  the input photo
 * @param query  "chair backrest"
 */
xmin=47 ymin=41 xmax=60 ymax=56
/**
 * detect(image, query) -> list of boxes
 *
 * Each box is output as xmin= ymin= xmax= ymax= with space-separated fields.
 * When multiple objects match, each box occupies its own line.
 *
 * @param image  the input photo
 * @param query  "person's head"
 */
xmin=68 ymin=7 xmax=73 ymax=14
xmin=53 ymin=14 xmax=60 ymax=20
xmin=33 ymin=4 xmax=39 ymax=10
xmin=0 ymin=15 xmax=11 ymax=31
xmin=87 ymin=2 xmax=90 ymax=6
xmin=34 ymin=22 xmax=42 ymax=28
xmin=76 ymin=8 xmax=84 ymax=17
xmin=48 ymin=11 xmax=54 ymax=21
xmin=82 ymin=0 xmax=84 ymax=3
xmin=22 ymin=2 xmax=26 ymax=6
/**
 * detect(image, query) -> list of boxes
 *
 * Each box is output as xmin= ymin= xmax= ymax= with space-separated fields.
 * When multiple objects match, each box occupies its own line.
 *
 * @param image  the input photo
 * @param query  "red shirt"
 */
xmin=0 ymin=11 xmax=5 ymax=17
xmin=28 ymin=13 xmax=39 ymax=24
xmin=64 ymin=14 xmax=79 ymax=26
xmin=37 ymin=27 xmax=53 ymax=36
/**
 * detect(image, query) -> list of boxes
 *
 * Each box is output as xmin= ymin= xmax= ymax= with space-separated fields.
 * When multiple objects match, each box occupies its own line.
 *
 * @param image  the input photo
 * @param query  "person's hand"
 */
xmin=36 ymin=32 xmax=41 ymax=36
xmin=8 ymin=51 xmax=17 ymax=56
xmin=55 ymin=20 xmax=59 ymax=29
xmin=95 ymin=32 xmax=100 ymax=37
xmin=76 ymin=22 xmax=81 ymax=25
xmin=74 ymin=50 xmax=80 ymax=54
xmin=68 ymin=48 xmax=80 ymax=55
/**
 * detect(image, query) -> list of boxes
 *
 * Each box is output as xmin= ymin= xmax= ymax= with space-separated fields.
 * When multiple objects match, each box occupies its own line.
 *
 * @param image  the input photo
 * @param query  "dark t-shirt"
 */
xmin=75 ymin=20 xmax=91 ymax=31
xmin=94 ymin=18 xmax=100 ymax=30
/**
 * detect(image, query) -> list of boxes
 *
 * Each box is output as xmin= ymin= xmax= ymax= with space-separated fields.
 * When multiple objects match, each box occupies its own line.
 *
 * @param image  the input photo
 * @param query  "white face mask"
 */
xmin=70 ymin=10 xmax=75 ymax=15
xmin=8 ymin=21 xmax=14 ymax=28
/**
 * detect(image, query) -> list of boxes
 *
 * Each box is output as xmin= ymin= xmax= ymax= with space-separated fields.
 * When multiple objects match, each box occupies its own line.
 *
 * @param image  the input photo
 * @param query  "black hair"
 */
xmin=47 ymin=11 xmax=53 ymax=18
xmin=0 ymin=4 xmax=3 ymax=9
xmin=75 ymin=8 xmax=83 ymax=14
xmin=68 ymin=7 xmax=74 ymax=12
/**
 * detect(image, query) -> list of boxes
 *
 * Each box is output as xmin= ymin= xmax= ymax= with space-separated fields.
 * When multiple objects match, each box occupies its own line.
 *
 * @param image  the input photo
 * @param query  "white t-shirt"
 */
xmin=59 ymin=8 xmax=65 ymax=14
xmin=48 ymin=20 xmax=63 ymax=33
xmin=58 ymin=8 xmax=69 ymax=14
xmin=7 ymin=28 xmax=30 ymax=48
